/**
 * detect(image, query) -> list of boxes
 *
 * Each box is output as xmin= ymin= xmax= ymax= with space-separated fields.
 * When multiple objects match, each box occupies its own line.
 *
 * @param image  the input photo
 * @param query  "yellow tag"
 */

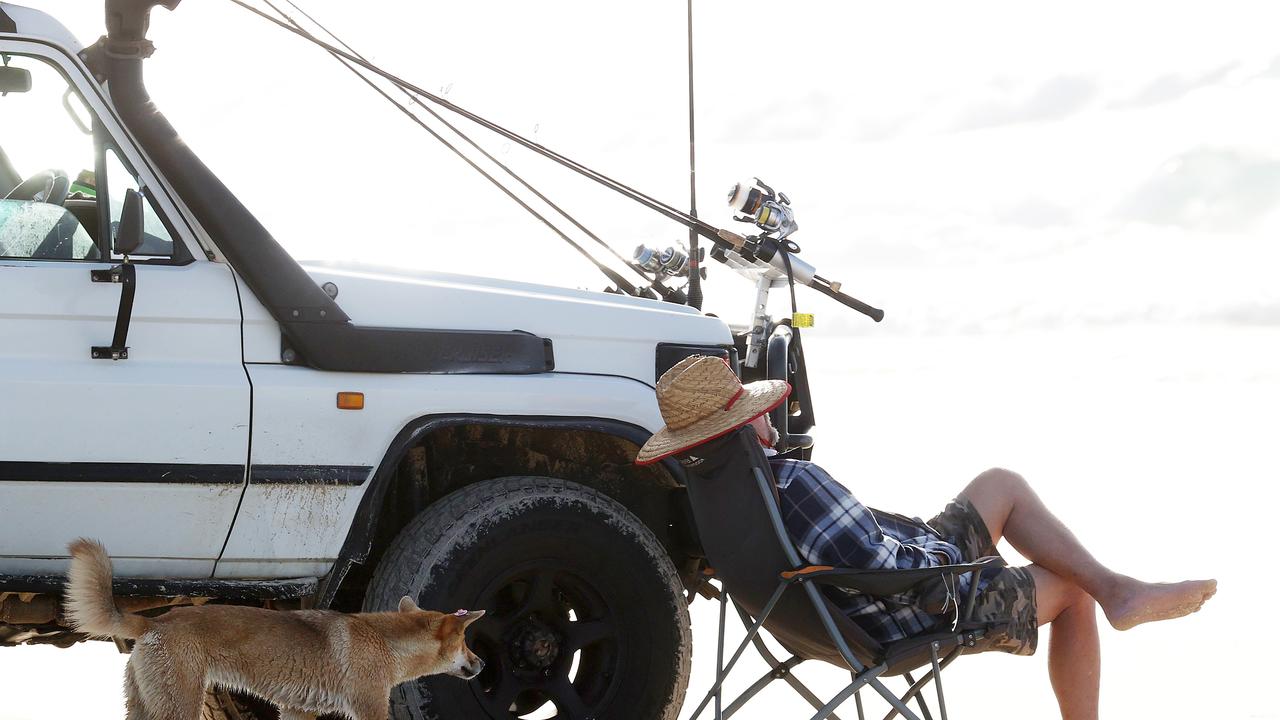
xmin=792 ymin=313 xmax=814 ymax=328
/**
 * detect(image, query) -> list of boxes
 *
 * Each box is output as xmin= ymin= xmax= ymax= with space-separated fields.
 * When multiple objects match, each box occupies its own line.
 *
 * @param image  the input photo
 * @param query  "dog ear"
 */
xmin=398 ymin=595 xmax=420 ymax=613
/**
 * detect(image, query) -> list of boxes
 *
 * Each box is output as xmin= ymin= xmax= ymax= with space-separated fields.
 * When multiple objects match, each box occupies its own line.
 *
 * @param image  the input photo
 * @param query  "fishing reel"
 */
xmin=728 ymin=178 xmax=798 ymax=240
xmin=634 ymin=244 xmax=706 ymax=280
xmin=714 ymin=177 xmax=882 ymax=325
xmin=713 ymin=177 xmax=816 ymax=290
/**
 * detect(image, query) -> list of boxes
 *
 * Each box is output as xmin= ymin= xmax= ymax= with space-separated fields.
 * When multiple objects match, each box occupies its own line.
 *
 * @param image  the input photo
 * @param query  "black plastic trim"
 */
xmin=0 ymin=573 xmax=316 ymax=600
xmin=250 ymin=464 xmax=372 ymax=486
xmin=0 ymin=462 xmax=381 ymax=485
xmin=281 ymin=325 xmax=554 ymax=374
xmin=313 ymin=413 xmax=686 ymax=608
xmin=655 ymin=342 xmax=738 ymax=382
xmin=0 ymin=462 xmax=243 ymax=484
xmin=0 ymin=7 xmax=15 ymax=34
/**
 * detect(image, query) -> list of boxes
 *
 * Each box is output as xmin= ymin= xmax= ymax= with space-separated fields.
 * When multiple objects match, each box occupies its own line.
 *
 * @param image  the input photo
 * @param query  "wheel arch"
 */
xmin=316 ymin=414 xmax=699 ymax=610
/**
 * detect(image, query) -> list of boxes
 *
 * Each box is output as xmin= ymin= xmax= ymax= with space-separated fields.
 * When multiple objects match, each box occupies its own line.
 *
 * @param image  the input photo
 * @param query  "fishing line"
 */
xmin=225 ymin=0 xmax=885 ymax=321
xmin=226 ymin=0 xmax=734 ymax=249
xmin=256 ymin=0 xmax=644 ymax=296
xmin=274 ymin=0 xmax=678 ymax=298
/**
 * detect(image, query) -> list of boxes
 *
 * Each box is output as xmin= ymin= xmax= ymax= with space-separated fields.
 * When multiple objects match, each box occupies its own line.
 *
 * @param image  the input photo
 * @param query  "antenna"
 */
xmin=685 ymin=0 xmax=703 ymax=310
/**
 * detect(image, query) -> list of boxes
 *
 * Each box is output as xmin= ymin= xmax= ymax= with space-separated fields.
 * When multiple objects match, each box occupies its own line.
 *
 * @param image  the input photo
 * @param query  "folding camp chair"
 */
xmin=679 ymin=428 xmax=1006 ymax=720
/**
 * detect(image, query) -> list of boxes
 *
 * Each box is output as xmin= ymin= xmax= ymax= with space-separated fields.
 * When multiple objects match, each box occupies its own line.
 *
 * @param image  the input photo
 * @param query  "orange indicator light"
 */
xmin=336 ymin=392 xmax=364 ymax=410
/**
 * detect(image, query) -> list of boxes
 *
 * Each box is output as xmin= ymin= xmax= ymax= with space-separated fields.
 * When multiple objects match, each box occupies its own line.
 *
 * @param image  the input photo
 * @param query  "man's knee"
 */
xmin=1029 ymin=566 xmax=1095 ymax=625
xmin=1061 ymin=582 xmax=1097 ymax=623
xmin=974 ymin=467 xmax=1029 ymax=496
xmin=1063 ymin=579 xmax=1093 ymax=606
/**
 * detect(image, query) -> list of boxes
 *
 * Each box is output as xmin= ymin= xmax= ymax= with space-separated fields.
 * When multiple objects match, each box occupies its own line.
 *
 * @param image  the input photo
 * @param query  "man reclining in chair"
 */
xmin=636 ymin=356 xmax=1217 ymax=720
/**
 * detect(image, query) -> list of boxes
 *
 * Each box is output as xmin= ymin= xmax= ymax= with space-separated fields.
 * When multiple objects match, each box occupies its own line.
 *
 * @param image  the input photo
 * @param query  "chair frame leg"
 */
xmin=901 ymin=672 xmax=934 ymax=720
xmin=879 ymin=646 xmax=965 ymax=720
xmin=929 ymin=642 xmax=948 ymax=720
xmin=688 ymin=580 xmax=791 ymax=720
xmin=721 ymin=655 xmax=805 ymax=719
xmin=714 ymin=587 xmax=727 ymax=719
xmin=687 ymin=458 xmax=980 ymax=720
xmin=686 ymin=576 xmax=927 ymax=720
xmin=728 ymin=601 xmax=840 ymax=720
xmin=808 ymin=671 xmax=879 ymax=720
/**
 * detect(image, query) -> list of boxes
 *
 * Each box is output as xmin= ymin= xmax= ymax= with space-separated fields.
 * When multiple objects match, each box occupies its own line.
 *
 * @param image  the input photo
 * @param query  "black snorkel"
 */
xmin=96 ymin=0 xmax=351 ymax=330
xmin=86 ymin=0 xmax=552 ymax=375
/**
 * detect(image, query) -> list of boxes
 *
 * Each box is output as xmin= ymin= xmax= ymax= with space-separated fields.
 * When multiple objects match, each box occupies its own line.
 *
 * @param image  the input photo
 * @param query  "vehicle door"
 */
xmin=0 ymin=44 xmax=250 ymax=577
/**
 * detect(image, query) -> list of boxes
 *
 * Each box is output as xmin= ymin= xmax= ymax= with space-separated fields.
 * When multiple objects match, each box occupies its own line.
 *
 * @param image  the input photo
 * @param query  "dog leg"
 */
xmin=348 ymin=695 xmax=390 ymax=720
xmin=124 ymin=662 xmax=149 ymax=720
xmin=131 ymin=656 xmax=204 ymax=720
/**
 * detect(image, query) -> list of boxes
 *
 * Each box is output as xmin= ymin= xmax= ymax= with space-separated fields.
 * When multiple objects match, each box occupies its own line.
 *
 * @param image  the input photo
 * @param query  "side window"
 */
xmin=104 ymin=148 xmax=176 ymax=259
xmin=0 ymin=53 xmax=182 ymax=262
xmin=0 ymin=54 xmax=97 ymax=260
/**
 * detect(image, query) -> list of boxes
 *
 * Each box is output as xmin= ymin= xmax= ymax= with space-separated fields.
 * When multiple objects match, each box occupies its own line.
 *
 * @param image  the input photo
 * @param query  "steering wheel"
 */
xmin=4 ymin=169 xmax=71 ymax=206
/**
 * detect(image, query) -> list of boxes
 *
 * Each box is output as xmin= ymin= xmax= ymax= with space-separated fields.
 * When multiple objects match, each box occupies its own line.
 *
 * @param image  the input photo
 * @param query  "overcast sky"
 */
xmin=16 ymin=0 xmax=1279 ymax=336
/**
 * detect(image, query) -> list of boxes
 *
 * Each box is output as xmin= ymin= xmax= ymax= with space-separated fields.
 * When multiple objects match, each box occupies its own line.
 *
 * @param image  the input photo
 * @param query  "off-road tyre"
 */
xmin=364 ymin=476 xmax=692 ymax=720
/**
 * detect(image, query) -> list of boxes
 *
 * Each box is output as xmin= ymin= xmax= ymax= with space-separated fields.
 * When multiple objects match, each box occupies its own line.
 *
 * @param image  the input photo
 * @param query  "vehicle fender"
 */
xmin=230 ymin=344 xmax=698 ymax=585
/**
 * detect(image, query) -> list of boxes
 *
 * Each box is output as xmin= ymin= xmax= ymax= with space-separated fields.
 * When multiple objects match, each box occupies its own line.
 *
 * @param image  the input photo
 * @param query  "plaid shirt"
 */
xmin=771 ymin=459 xmax=965 ymax=644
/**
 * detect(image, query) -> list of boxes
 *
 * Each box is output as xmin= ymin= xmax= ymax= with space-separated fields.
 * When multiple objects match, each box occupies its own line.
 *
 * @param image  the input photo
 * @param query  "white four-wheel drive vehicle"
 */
xmin=0 ymin=2 xmax=880 ymax=718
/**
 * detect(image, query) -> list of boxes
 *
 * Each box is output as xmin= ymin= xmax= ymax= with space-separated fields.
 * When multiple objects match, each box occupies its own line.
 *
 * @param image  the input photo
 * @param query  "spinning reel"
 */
xmin=728 ymin=178 xmax=798 ymax=241
xmin=633 ymin=244 xmax=706 ymax=280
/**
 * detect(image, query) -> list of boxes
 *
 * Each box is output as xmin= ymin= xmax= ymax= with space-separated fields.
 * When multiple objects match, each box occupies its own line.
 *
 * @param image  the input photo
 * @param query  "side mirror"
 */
xmin=114 ymin=189 xmax=144 ymax=256
xmin=0 ymin=66 xmax=32 ymax=94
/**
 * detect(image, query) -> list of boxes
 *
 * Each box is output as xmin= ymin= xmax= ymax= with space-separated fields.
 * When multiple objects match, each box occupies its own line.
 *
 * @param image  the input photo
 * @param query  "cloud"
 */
xmin=1209 ymin=301 xmax=1280 ymax=326
xmin=1115 ymin=147 xmax=1280 ymax=231
xmin=1110 ymin=62 xmax=1239 ymax=110
xmin=1264 ymin=55 xmax=1280 ymax=79
xmin=717 ymin=90 xmax=836 ymax=143
xmin=950 ymin=74 xmax=1099 ymax=132
xmin=996 ymin=196 xmax=1075 ymax=229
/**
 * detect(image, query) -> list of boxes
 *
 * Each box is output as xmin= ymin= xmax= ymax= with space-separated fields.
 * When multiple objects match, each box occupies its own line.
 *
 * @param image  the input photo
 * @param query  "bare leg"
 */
xmin=959 ymin=468 xmax=1216 ymax=630
xmin=1028 ymin=565 xmax=1100 ymax=720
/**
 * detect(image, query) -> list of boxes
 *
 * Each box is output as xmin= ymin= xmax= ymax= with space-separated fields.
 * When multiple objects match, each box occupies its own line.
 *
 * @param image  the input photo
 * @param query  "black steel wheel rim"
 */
xmin=464 ymin=560 xmax=622 ymax=720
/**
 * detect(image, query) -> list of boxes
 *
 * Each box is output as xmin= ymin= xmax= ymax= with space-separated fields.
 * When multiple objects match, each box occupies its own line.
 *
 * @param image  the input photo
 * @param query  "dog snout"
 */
xmin=464 ymin=658 xmax=485 ymax=679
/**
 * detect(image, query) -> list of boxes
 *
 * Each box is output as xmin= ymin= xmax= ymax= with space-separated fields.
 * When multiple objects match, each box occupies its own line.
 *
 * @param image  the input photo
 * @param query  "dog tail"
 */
xmin=64 ymin=538 xmax=148 ymax=639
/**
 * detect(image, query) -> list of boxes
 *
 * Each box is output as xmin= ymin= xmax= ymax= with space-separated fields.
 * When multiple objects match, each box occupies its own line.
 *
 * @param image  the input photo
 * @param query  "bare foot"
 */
xmin=1100 ymin=577 xmax=1218 ymax=631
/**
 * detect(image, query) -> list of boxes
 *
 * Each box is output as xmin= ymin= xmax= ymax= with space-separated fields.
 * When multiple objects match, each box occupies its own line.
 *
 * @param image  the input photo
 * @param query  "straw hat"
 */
xmin=635 ymin=355 xmax=790 ymax=465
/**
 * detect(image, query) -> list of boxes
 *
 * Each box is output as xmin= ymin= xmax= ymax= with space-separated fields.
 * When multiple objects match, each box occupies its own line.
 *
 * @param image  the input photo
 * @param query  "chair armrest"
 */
xmin=781 ymin=556 xmax=1005 ymax=597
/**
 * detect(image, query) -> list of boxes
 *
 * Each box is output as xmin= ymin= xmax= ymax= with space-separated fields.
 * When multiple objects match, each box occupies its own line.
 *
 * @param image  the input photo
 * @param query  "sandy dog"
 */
xmin=64 ymin=538 xmax=484 ymax=720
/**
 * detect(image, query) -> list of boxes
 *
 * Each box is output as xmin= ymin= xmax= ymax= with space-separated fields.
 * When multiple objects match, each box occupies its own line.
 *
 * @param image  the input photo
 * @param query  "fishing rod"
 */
xmin=225 ymin=0 xmax=884 ymax=322
xmin=266 ymin=0 xmax=689 ymax=304
xmin=255 ymin=0 xmax=680 ymax=301
xmin=227 ymin=0 xmax=732 ymax=239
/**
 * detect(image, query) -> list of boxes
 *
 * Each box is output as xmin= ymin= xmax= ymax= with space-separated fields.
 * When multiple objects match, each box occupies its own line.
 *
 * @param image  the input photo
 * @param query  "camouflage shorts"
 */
xmin=927 ymin=498 xmax=1038 ymax=656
